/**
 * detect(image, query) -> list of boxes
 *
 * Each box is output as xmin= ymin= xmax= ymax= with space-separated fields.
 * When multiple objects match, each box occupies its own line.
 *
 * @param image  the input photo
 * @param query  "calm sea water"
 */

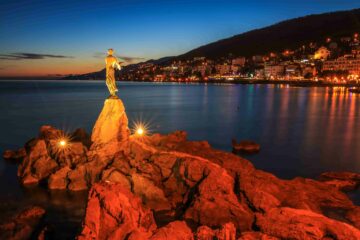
xmin=0 ymin=80 xmax=359 ymax=238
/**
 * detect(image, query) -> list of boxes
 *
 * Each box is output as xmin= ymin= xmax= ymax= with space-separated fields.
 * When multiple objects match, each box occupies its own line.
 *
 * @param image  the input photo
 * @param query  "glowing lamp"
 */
xmin=136 ymin=127 xmax=144 ymax=136
xmin=59 ymin=140 xmax=67 ymax=147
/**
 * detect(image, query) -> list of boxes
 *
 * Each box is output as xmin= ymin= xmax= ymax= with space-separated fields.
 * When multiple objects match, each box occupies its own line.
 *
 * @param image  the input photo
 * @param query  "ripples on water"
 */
xmin=0 ymin=81 xmax=359 ymax=238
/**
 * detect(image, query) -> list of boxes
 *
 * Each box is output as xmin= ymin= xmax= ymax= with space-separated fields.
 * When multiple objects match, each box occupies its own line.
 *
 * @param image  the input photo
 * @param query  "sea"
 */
xmin=0 ymin=80 xmax=359 ymax=239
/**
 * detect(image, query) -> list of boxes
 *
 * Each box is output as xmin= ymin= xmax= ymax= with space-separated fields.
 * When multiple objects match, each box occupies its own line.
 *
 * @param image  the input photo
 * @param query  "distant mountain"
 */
xmin=178 ymin=8 xmax=360 ymax=59
xmin=62 ymin=56 xmax=175 ymax=80
xmin=63 ymin=8 xmax=360 ymax=80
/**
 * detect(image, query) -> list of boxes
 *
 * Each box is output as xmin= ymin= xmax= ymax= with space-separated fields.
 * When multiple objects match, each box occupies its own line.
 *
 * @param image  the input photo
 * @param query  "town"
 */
xmin=120 ymin=33 xmax=360 ymax=84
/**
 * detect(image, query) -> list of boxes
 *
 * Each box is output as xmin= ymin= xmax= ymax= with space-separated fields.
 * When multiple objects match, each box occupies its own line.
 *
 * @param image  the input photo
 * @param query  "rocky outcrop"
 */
xmin=238 ymin=232 xmax=279 ymax=240
xmin=78 ymin=182 xmax=156 ymax=240
xmin=0 ymin=206 xmax=45 ymax=240
xmin=256 ymin=207 xmax=360 ymax=240
xmin=319 ymin=171 xmax=360 ymax=191
xmin=150 ymin=221 xmax=193 ymax=240
xmin=15 ymin=126 xmax=90 ymax=187
xmin=232 ymin=139 xmax=260 ymax=154
xmin=196 ymin=222 xmax=236 ymax=240
xmin=8 ymin=96 xmax=360 ymax=239
xmin=2 ymin=148 xmax=26 ymax=162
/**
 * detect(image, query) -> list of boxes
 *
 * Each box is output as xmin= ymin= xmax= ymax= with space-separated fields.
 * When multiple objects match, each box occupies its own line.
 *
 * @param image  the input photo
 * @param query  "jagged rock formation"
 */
xmin=0 ymin=206 xmax=46 ymax=240
xmin=318 ymin=171 xmax=360 ymax=191
xmin=78 ymin=182 xmax=156 ymax=240
xmin=6 ymin=96 xmax=360 ymax=239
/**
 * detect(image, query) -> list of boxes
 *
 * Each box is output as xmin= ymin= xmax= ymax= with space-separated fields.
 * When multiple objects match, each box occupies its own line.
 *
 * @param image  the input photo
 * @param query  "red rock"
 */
xmin=129 ymin=139 xmax=254 ymax=231
xmin=320 ymin=179 xmax=358 ymax=191
xmin=48 ymin=166 xmax=71 ymax=189
xmin=71 ymin=128 xmax=92 ymax=149
xmin=68 ymin=165 xmax=88 ymax=191
xmin=319 ymin=171 xmax=360 ymax=191
xmin=180 ymin=156 xmax=253 ymax=232
xmin=78 ymin=182 xmax=156 ymax=240
xmin=256 ymin=207 xmax=360 ymax=240
xmin=346 ymin=207 xmax=360 ymax=229
xmin=150 ymin=153 xmax=178 ymax=178
xmin=320 ymin=171 xmax=360 ymax=182
xmin=238 ymin=232 xmax=279 ymax=240
xmin=54 ymin=141 xmax=88 ymax=167
xmin=232 ymin=139 xmax=260 ymax=153
xmin=111 ymin=152 xmax=131 ymax=173
xmin=32 ymin=156 xmax=58 ymax=180
xmin=196 ymin=225 xmax=216 ymax=239
xmin=146 ymin=131 xmax=188 ymax=150
xmin=131 ymin=172 xmax=172 ymax=211
xmin=237 ymin=168 xmax=355 ymax=217
xmin=2 ymin=148 xmax=26 ymax=162
xmin=0 ymin=206 xmax=46 ymax=240
xmin=150 ymin=221 xmax=193 ymax=240
xmin=18 ymin=139 xmax=58 ymax=185
xmin=39 ymin=125 xmax=64 ymax=140
xmin=101 ymin=167 xmax=131 ymax=190
xmin=195 ymin=222 xmax=236 ymax=240
xmin=171 ymin=139 xmax=255 ymax=179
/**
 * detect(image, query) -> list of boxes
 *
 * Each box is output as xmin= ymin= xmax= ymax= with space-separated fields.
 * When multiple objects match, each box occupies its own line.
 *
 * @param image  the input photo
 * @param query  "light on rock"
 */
xmin=131 ymin=120 xmax=150 ymax=137
xmin=59 ymin=140 xmax=67 ymax=147
xmin=136 ymin=127 xmax=144 ymax=136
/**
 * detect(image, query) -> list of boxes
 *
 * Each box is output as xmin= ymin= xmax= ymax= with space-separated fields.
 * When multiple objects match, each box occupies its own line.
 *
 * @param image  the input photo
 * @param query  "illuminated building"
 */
xmin=215 ymin=64 xmax=231 ymax=75
xmin=314 ymin=46 xmax=330 ymax=60
xmin=232 ymin=57 xmax=246 ymax=66
xmin=264 ymin=65 xmax=285 ymax=79
xmin=323 ymin=54 xmax=360 ymax=75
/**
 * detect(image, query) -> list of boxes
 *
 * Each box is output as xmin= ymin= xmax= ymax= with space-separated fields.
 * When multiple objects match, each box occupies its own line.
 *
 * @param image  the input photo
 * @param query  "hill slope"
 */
xmin=63 ymin=8 xmax=360 ymax=80
xmin=178 ymin=8 xmax=360 ymax=59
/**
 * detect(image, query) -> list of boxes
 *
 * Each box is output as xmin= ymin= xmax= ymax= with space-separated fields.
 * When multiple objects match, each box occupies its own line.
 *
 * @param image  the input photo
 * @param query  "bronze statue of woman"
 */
xmin=105 ymin=49 xmax=122 ymax=97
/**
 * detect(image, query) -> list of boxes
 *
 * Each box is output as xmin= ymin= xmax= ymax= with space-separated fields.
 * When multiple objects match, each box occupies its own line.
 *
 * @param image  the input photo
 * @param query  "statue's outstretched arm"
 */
xmin=113 ymin=61 xmax=122 ymax=70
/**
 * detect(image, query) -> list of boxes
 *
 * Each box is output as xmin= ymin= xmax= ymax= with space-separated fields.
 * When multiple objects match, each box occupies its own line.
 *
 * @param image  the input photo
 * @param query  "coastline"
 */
xmin=1 ymin=78 xmax=360 ymax=88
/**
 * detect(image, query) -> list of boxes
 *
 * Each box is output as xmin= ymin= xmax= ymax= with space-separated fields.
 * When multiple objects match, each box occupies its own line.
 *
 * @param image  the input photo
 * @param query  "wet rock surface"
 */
xmin=2 ymin=148 xmax=26 ymax=162
xmin=6 ymin=97 xmax=360 ymax=239
xmin=232 ymin=139 xmax=260 ymax=154
xmin=319 ymin=171 xmax=360 ymax=191
xmin=0 ymin=206 xmax=46 ymax=240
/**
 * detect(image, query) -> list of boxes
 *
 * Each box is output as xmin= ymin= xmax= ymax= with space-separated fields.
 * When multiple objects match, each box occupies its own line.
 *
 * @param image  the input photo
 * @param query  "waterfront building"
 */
xmin=232 ymin=57 xmax=246 ymax=66
xmin=264 ymin=64 xmax=285 ymax=79
xmin=215 ymin=64 xmax=231 ymax=75
xmin=323 ymin=54 xmax=360 ymax=75
xmin=285 ymin=64 xmax=302 ymax=78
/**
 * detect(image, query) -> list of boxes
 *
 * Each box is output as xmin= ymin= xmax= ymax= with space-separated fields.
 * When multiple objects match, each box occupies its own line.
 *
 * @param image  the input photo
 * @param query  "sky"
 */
xmin=0 ymin=0 xmax=359 ymax=77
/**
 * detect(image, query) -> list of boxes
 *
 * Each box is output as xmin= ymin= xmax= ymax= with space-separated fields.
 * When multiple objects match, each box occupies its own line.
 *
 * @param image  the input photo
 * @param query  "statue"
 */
xmin=105 ymin=48 xmax=122 ymax=97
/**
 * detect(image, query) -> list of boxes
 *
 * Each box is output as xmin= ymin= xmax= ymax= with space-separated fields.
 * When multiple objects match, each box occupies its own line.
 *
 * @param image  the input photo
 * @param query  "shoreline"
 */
xmin=1 ymin=78 xmax=359 ymax=88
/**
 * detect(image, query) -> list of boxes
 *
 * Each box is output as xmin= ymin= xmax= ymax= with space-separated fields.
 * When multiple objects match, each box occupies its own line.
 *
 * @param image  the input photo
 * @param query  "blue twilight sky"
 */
xmin=0 ymin=0 xmax=360 ymax=76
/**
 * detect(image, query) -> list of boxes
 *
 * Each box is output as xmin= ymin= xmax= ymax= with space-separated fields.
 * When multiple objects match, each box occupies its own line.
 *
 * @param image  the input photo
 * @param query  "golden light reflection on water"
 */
xmin=256 ymin=85 xmax=360 ymax=174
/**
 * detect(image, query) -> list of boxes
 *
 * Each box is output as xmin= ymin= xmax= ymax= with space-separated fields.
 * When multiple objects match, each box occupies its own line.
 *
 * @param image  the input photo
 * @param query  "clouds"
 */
xmin=0 ymin=53 xmax=73 ymax=60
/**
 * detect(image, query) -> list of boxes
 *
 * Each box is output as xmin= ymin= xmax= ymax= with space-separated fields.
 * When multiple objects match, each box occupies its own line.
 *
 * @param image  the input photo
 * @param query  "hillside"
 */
xmin=178 ymin=8 xmax=360 ymax=59
xmin=63 ymin=8 xmax=360 ymax=80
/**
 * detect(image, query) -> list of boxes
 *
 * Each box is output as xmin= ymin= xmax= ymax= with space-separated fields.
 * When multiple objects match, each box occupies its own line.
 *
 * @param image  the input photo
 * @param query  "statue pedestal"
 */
xmin=90 ymin=98 xmax=130 ymax=157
